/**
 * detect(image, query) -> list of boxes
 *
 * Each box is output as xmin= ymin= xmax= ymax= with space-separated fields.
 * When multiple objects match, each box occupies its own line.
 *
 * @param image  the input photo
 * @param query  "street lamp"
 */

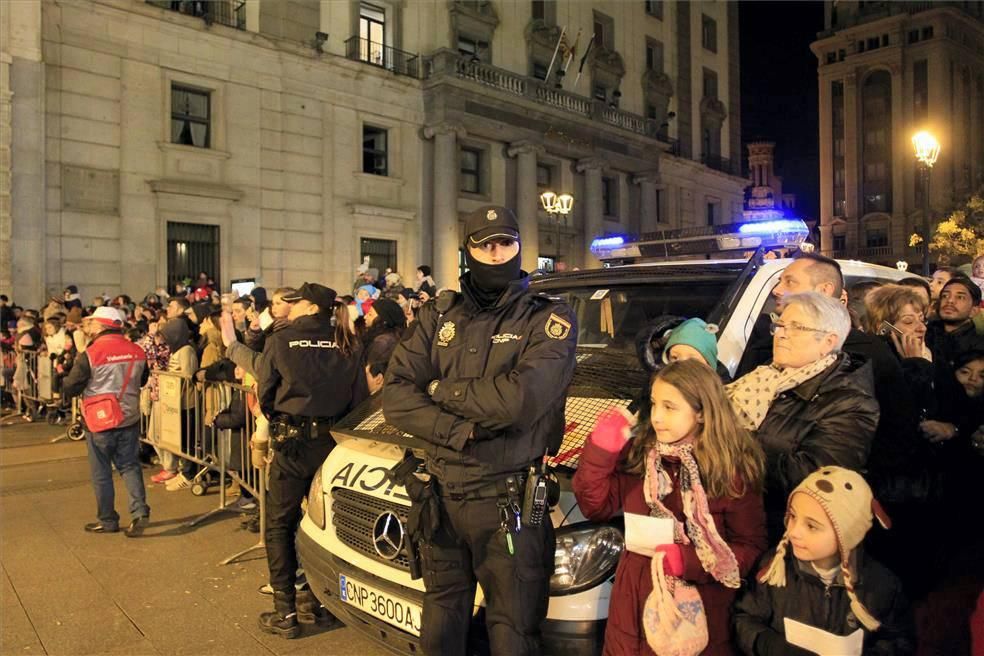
xmin=912 ymin=130 xmax=940 ymax=275
xmin=540 ymin=191 xmax=574 ymax=270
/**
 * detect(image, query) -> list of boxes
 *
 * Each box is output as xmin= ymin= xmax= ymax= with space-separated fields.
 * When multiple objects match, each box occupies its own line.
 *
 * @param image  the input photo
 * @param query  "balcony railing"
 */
xmin=147 ymin=0 xmax=245 ymax=30
xmin=858 ymin=245 xmax=894 ymax=258
xmin=345 ymin=37 xmax=420 ymax=79
xmin=701 ymin=154 xmax=737 ymax=176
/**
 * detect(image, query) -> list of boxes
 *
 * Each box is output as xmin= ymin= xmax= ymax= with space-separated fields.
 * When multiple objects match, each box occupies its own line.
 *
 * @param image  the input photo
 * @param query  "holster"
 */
xmin=386 ymin=449 xmax=438 ymax=580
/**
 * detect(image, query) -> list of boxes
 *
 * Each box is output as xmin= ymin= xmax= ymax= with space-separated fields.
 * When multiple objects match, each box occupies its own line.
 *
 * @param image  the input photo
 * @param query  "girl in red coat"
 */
xmin=573 ymin=359 xmax=768 ymax=655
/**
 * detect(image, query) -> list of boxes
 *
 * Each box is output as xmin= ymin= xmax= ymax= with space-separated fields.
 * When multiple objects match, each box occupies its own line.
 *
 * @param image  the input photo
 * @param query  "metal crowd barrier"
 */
xmin=10 ymin=351 xmax=56 ymax=418
xmin=142 ymin=370 xmax=267 ymax=566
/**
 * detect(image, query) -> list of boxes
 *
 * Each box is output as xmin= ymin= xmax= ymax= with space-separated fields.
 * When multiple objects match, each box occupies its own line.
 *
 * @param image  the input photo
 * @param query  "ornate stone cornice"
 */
xmin=423 ymin=123 xmax=466 ymax=140
xmin=576 ymin=157 xmax=606 ymax=173
xmin=632 ymin=171 xmax=661 ymax=185
xmin=506 ymin=140 xmax=545 ymax=158
xmin=699 ymin=97 xmax=728 ymax=123
xmin=590 ymin=46 xmax=626 ymax=78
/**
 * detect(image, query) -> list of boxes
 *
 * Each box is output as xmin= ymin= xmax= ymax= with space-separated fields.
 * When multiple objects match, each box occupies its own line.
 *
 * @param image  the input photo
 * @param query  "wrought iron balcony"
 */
xmin=147 ymin=0 xmax=245 ymax=30
xmin=701 ymin=154 xmax=737 ymax=176
xmin=858 ymin=245 xmax=894 ymax=258
xmin=345 ymin=37 xmax=420 ymax=79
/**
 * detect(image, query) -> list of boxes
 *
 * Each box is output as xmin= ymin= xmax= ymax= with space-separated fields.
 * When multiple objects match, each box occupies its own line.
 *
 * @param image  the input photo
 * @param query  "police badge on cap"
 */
xmin=464 ymin=205 xmax=520 ymax=246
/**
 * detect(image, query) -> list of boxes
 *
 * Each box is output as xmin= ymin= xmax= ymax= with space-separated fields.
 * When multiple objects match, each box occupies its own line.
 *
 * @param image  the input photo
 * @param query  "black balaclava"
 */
xmin=464 ymin=245 xmax=523 ymax=309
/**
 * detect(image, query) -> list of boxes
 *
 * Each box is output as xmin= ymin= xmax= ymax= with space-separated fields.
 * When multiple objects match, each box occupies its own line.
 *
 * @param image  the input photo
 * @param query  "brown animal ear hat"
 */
xmin=758 ymin=467 xmax=891 ymax=631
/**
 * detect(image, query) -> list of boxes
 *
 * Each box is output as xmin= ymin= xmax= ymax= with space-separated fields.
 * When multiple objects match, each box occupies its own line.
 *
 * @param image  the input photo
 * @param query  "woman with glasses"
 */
xmin=725 ymin=292 xmax=878 ymax=539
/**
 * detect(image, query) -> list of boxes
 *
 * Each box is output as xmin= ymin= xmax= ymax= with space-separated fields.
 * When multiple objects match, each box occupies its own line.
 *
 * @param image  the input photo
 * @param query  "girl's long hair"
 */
xmin=332 ymin=302 xmax=358 ymax=358
xmin=622 ymin=359 xmax=765 ymax=499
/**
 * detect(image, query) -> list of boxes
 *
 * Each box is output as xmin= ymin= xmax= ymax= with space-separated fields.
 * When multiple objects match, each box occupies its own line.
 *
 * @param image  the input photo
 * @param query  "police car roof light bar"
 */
xmin=590 ymin=219 xmax=809 ymax=262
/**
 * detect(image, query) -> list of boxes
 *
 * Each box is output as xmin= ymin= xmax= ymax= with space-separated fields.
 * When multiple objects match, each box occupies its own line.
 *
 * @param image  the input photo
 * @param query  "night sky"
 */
xmin=739 ymin=1 xmax=825 ymax=220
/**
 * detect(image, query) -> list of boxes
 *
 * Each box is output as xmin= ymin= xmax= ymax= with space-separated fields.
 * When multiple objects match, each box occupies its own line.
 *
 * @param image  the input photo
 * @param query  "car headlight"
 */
xmin=307 ymin=469 xmax=326 ymax=530
xmin=550 ymin=523 xmax=623 ymax=595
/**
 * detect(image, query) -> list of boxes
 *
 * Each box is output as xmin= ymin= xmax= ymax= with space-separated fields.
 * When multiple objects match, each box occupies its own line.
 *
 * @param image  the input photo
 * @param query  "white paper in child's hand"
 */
xmin=624 ymin=513 xmax=674 ymax=557
xmin=783 ymin=617 xmax=863 ymax=656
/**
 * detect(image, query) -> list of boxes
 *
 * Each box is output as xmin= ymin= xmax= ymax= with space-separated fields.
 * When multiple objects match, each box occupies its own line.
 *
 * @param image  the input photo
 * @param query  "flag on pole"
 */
xmin=573 ymin=35 xmax=595 ymax=89
xmin=562 ymin=28 xmax=582 ymax=73
xmin=544 ymin=25 xmax=567 ymax=81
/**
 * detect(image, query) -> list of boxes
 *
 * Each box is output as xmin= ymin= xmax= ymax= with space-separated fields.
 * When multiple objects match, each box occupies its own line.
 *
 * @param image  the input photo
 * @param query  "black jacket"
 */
xmin=256 ymin=314 xmax=368 ymax=420
xmin=383 ymin=274 xmax=577 ymax=494
xmin=751 ymin=353 xmax=879 ymax=519
xmin=734 ymin=549 xmax=915 ymax=656
xmin=926 ymin=319 xmax=984 ymax=367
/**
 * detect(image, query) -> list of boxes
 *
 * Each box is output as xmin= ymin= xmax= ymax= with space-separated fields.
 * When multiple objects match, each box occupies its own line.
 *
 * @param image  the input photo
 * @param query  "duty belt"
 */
xmin=269 ymin=415 xmax=336 ymax=442
xmin=439 ymin=473 xmax=529 ymax=502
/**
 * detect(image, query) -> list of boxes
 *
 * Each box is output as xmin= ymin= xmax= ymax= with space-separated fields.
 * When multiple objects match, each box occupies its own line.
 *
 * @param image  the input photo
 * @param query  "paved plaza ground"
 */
xmin=0 ymin=419 xmax=390 ymax=656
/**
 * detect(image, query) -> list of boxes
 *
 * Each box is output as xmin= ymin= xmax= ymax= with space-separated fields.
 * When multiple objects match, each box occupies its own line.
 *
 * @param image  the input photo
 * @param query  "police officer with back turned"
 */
xmin=256 ymin=283 xmax=368 ymax=639
xmin=383 ymin=206 xmax=578 ymax=655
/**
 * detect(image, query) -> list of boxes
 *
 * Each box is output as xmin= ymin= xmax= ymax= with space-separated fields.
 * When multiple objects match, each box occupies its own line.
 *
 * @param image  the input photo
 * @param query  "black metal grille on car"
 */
xmin=331 ymin=487 xmax=412 ymax=573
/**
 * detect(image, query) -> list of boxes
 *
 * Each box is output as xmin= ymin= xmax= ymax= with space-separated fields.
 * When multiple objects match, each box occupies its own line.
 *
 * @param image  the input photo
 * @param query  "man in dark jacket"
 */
xmin=255 ymin=283 xmax=368 ymax=639
xmin=383 ymin=206 xmax=578 ymax=656
xmin=62 ymin=307 xmax=150 ymax=537
xmin=926 ymin=276 xmax=984 ymax=368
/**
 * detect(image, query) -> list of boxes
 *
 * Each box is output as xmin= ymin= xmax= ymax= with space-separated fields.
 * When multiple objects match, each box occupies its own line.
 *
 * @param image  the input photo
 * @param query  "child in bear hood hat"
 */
xmin=733 ymin=467 xmax=915 ymax=655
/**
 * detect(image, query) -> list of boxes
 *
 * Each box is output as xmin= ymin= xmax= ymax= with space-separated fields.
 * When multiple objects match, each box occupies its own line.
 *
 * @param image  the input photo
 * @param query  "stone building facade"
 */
xmin=811 ymin=1 xmax=984 ymax=267
xmin=1 ymin=0 xmax=746 ymax=304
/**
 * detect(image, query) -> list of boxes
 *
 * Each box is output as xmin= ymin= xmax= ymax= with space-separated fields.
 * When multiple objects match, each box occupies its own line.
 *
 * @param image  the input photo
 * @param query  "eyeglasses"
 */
xmin=769 ymin=312 xmax=830 ymax=337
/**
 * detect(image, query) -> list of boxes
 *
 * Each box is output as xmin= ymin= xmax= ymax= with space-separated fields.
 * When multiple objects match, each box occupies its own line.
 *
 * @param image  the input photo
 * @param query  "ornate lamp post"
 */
xmin=539 ymin=191 xmax=574 ymax=270
xmin=912 ymin=131 xmax=940 ymax=275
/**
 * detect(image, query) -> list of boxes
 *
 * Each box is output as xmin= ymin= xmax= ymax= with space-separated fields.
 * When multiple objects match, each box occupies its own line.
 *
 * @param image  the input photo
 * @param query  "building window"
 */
xmin=645 ymin=0 xmax=662 ymax=19
xmin=861 ymin=70 xmax=893 ymax=213
xmin=833 ymin=234 xmax=846 ymax=251
xmin=701 ymin=14 xmax=717 ymax=53
xmin=359 ymin=3 xmax=386 ymax=66
xmin=857 ymin=40 xmax=865 ymax=53
xmin=646 ymin=39 xmax=664 ymax=73
xmin=362 ymin=125 xmax=388 ymax=176
xmin=908 ymin=29 xmax=919 ymax=44
xmin=654 ymin=188 xmax=664 ymax=223
xmin=602 ymin=176 xmax=618 ymax=217
xmin=706 ymin=201 xmax=719 ymax=226
xmin=168 ymin=222 xmax=219 ymax=291
xmin=458 ymin=35 xmax=490 ymax=62
xmin=536 ymin=163 xmax=553 ymax=189
xmin=921 ymin=26 xmax=933 ymax=40
xmin=826 ymin=52 xmax=836 ymax=64
xmin=881 ymin=34 xmax=889 ymax=47
xmin=866 ymin=36 xmax=879 ymax=51
xmin=361 ymin=237 xmax=398 ymax=275
xmin=171 ymin=85 xmax=210 ymax=148
xmin=532 ymin=0 xmax=545 ymax=21
xmin=593 ymin=11 xmax=614 ymax=50
xmin=702 ymin=68 xmax=718 ymax=99
xmin=834 ymin=138 xmax=845 ymax=157
xmin=865 ymin=227 xmax=889 ymax=248
xmin=838 ymin=49 xmax=846 ymax=61
xmin=460 ymin=147 xmax=482 ymax=194
xmin=593 ymin=84 xmax=609 ymax=102
xmin=913 ymin=59 xmax=928 ymax=122
xmin=532 ymin=61 xmax=548 ymax=80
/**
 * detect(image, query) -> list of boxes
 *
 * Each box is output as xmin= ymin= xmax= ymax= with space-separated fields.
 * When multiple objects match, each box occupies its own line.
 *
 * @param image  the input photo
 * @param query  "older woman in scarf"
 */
xmin=726 ymin=292 xmax=879 ymax=538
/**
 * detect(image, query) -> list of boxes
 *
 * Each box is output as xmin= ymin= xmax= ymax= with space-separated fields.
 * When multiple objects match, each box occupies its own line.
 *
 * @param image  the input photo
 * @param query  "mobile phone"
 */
xmin=879 ymin=320 xmax=904 ymax=336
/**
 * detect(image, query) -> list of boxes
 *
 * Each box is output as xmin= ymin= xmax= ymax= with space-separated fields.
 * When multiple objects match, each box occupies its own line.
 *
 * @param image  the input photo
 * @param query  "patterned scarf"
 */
xmin=643 ymin=441 xmax=741 ymax=589
xmin=724 ymin=353 xmax=838 ymax=431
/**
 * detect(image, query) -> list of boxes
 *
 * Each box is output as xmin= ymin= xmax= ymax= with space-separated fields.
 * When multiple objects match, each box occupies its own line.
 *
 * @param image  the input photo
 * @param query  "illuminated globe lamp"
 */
xmin=911 ymin=130 xmax=941 ymax=275
xmin=540 ymin=191 xmax=574 ymax=216
xmin=896 ymin=260 xmax=909 ymax=272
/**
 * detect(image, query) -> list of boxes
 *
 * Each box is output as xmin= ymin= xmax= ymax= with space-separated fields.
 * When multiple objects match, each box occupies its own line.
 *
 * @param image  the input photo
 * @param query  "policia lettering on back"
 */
xmin=383 ymin=205 xmax=578 ymax=656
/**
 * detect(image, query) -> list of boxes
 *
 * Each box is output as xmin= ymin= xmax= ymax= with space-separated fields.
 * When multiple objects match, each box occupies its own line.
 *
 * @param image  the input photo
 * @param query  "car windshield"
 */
xmin=552 ymin=275 xmax=738 ymax=353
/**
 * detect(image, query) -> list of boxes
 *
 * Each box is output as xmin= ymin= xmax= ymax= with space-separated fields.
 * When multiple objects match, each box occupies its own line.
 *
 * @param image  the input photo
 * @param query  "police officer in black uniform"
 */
xmin=383 ymin=206 xmax=578 ymax=655
xmin=256 ymin=283 xmax=368 ymax=638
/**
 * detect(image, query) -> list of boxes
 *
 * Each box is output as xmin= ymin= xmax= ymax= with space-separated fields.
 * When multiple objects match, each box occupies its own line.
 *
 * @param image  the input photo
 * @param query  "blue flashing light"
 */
xmin=737 ymin=219 xmax=807 ymax=235
xmin=591 ymin=235 xmax=626 ymax=249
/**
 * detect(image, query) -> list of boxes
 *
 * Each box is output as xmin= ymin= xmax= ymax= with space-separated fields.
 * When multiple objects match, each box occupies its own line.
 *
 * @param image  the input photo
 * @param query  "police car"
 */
xmin=296 ymin=219 xmax=912 ymax=655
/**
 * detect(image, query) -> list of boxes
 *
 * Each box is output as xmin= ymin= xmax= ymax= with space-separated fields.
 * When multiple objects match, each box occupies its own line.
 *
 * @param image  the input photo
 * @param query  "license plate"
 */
xmin=339 ymin=574 xmax=422 ymax=637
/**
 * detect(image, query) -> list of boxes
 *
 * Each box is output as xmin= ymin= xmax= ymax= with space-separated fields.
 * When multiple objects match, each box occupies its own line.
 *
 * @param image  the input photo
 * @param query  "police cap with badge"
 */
xmin=280 ymin=283 xmax=337 ymax=313
xmin=463 ymin=205 xmax=520 ymax=247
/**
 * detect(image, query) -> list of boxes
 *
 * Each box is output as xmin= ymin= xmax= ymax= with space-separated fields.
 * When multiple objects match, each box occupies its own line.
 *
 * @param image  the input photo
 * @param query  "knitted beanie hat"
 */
xmin=758 ymin=467 xmax=891 ymax=631
xmin=661 ymin=318 xmax=719 ymax=370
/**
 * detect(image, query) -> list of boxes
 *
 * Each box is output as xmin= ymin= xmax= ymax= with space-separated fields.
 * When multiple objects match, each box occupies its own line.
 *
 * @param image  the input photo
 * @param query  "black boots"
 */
xmin=258 ymin=591 xmax=301 ymax=639
xmin=296 ymin=588 xmax=339 ymax=627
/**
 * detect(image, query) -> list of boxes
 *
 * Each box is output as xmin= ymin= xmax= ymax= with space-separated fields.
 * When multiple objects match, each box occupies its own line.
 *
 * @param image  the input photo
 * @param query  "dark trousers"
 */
xmin=265 ymin=436 xmax=334 ymax=593
xmin=419 ymin=494 xmax=554 ymax=656
xmin=85 ymin=423 xmax=150 ymax=528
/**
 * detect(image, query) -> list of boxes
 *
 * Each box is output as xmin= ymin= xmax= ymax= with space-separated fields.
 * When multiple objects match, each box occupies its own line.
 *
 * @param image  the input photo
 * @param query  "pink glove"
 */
xmin=654 ymin=544 xmax=684 ymax=577
xmin=589 ymin=407 xmax=637 ymax=453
